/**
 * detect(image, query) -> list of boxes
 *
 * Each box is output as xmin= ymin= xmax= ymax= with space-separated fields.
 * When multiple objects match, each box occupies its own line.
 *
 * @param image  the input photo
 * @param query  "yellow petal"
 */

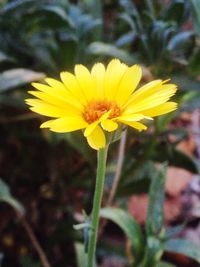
xmin=115 ymin=65 xmax=142 ymax=106
xmin=86 ymin=125 xmax=106 ymax=150
xmin=60 ymin=71 xmax=87 ymax=105
xmin=25 ymin=99 xmax=70 ymax=117
xmin=28 ymin=91 xmax=80 ymax=115
xmin=84 ymin=121 xmax=99 ymax=137
xmin=31 ymin=82 xmax=83 ymax=110
xmin=121 ymin=120 xmax=147 ymax=131
xmin=45 ymin=78 xmax=66 ymax=91
xmin=74 ymin=64 xmax=95 ymax=101
xmin=124 ymin=84 xmax=177 ymax=114
xmin=142 ymin=102 xmax=177 ymax=117
xmin=116 ymin=113 xmax=153 ymax=122
xmin=43 ymin=116 xmax=88 ymax=133
xmin=84 ymin=111 xmax=111 ymax=137
xmin=101 ymin=119 xmax=118 ymax=132
xmin=104 ymin=59 xmax=127 ymax=100
xmin=91 ymin=63 xmax=105 ymax=98
xmin=40 ymin=119 xmax=55 ymax=128
xmin=124 ymin=79 xmax=163 ymax=106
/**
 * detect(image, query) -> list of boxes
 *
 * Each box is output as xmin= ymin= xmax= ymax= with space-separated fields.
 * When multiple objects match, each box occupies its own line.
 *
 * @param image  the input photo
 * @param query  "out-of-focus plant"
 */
xmin=99 ymin=164 xmax=200 ymax=267
xmin=88 ymin=0 xmax=197 ymax=75
xmin=117 ymin=0 xmax=195 ymax=75
xmin=0 ymin=0 xmax=101 ymax=74
xmin=185 ymin=0 xmax=200 ymax=79
xmin=87 ymin=0 xmax=200 ymax=113
xmin=0 ymin=178 xmax=52 ymax=267
xmin=189 ymin=0 xmax=200 ymax=36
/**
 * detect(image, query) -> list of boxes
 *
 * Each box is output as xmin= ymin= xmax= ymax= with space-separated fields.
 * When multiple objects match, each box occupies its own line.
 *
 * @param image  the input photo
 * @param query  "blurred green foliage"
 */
xmin=98 ymin=165 xmax=200 ymax=267
xmin=0 ymin=0 xmax=200 ymax=266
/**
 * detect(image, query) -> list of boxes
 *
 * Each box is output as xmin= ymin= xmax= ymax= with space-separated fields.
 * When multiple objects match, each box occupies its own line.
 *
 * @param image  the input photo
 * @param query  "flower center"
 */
xmin=83 ymin=100 xmax=121 ymax=124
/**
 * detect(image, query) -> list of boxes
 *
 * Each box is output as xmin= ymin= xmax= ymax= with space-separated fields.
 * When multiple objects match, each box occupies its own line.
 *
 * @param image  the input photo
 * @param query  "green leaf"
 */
xmin=0 ymin=178 xmax=25 ymax=215
xmin=118 ymin=160 xmax=156 ymax=197
xmin=116 ymin=32 xmax=136 ymax=47
xmin=182 ymin=94 xmax=200 ymax=111
xmin=0 ymin=0 xmax=40 ymax=14
xmin=146 ymin=164 xmax=167 ymax=236
xmin=180 ymin=90 xmax=200 ymax=109
xmin=139 ymin=236 xmax=164 ymax=267
xmin=87 ymin=42 xmax=135 ymax=64
xmin=156 ymin=261 xmax=177 ymax=267
xmin=188 ymin=48 xmax=200 ymax=77
xmin=164 ymin=0 xmax=186 ymax=25
xmin=190 ymin=0 xmax=200 ymax=36
xmin=82 ymin=0 xmax=103 ymax=20
xmin=68 ymin=5 xmax=101 ymax=37
xmin=118 ymin=13 xmax=136 ymax=30
xmin=0 ymin=69 xmax=45 ymax=92
xmin=171 ymin=74 xmax=200 ymax=91
xmin=164 ymin=224 xmax=185 ymax=240
xmin=167 ymin=31 xmax=194 ymax=56
xmin=165 ymin=239 xmax=200 ymax=263
xmin=100 ymin=207 xmax=144 ymax=263
xmin=74 ymin=243 xmax=87 ymax=267
xmin=0 ymin=51 xmax=14 ymax=63
xmin=39 ymin=4 xmax=74 ymax=27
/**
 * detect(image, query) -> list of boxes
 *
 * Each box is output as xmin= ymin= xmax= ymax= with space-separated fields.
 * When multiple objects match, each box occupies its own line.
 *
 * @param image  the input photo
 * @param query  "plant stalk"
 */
xmin=17 ymin=213 xmax=51 ymax=267
xmin=87 ymin=146 xmax=108 ymax=267
xmin=107 ymin=130 xmax=127 ymax=206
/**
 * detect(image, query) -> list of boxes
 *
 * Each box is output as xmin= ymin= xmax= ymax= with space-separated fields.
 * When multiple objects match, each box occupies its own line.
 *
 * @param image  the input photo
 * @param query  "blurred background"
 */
xmin=0 ymin=0 xmax=200 ymax=266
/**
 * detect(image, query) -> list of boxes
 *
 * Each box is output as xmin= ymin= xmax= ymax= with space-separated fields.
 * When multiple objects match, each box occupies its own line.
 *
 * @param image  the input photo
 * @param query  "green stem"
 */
xmin=87 ymin=146 xmax=108 ymax=267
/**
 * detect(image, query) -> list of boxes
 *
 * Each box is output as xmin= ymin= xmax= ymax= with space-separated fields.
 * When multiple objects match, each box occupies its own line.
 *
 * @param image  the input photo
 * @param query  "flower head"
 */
xmin=26 ymin=59 xmax=177 ymax=149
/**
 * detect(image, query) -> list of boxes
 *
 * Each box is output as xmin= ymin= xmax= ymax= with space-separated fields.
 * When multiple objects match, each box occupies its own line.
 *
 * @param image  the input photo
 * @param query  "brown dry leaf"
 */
xmin=128 ymin=167 xmax=193 ymax=224
xmin=166 ymin=167 xmax=193 ymax=197
xmin=177 ymin=136 xmax=196 ymax=156
xmin=141 ymin=65 xmax=153 ymax=82
xmin=128 ymin=194 xmax=182 ymax=224
xmin=128 ymin=194 xmax=148 ymax=224
xmin=164 ymin=197 xmax=182 ymax=224
xmin=165 ymin=251 xmax=191 ymax=266
xmin=179 ymin=112 xmax=192 ymax=122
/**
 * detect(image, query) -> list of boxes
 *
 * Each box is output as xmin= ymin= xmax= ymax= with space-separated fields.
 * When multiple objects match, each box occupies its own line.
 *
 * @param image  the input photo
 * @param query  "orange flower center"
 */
xmin=83 ymin=100 xmax=121 ymax=124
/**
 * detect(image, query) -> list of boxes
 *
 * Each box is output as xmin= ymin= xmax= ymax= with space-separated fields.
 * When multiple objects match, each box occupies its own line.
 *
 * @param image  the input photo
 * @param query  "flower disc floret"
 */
xmin=83 ymin=100 xmax=121 ymax=124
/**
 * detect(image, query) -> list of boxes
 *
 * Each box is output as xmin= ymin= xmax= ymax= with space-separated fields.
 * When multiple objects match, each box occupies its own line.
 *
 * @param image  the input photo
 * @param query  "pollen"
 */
xmin=83 ymin=100 xmax=121 ymax=124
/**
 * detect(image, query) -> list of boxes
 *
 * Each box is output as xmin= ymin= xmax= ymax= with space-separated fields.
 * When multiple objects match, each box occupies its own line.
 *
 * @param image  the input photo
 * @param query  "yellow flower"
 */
xmin=26 ymin=59 xmax=177 ymax=150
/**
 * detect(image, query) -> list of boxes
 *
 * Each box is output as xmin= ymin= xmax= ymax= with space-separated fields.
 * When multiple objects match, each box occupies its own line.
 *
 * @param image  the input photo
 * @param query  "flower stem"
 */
xmin=87 ymin=146 xmax=108 ymax=267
